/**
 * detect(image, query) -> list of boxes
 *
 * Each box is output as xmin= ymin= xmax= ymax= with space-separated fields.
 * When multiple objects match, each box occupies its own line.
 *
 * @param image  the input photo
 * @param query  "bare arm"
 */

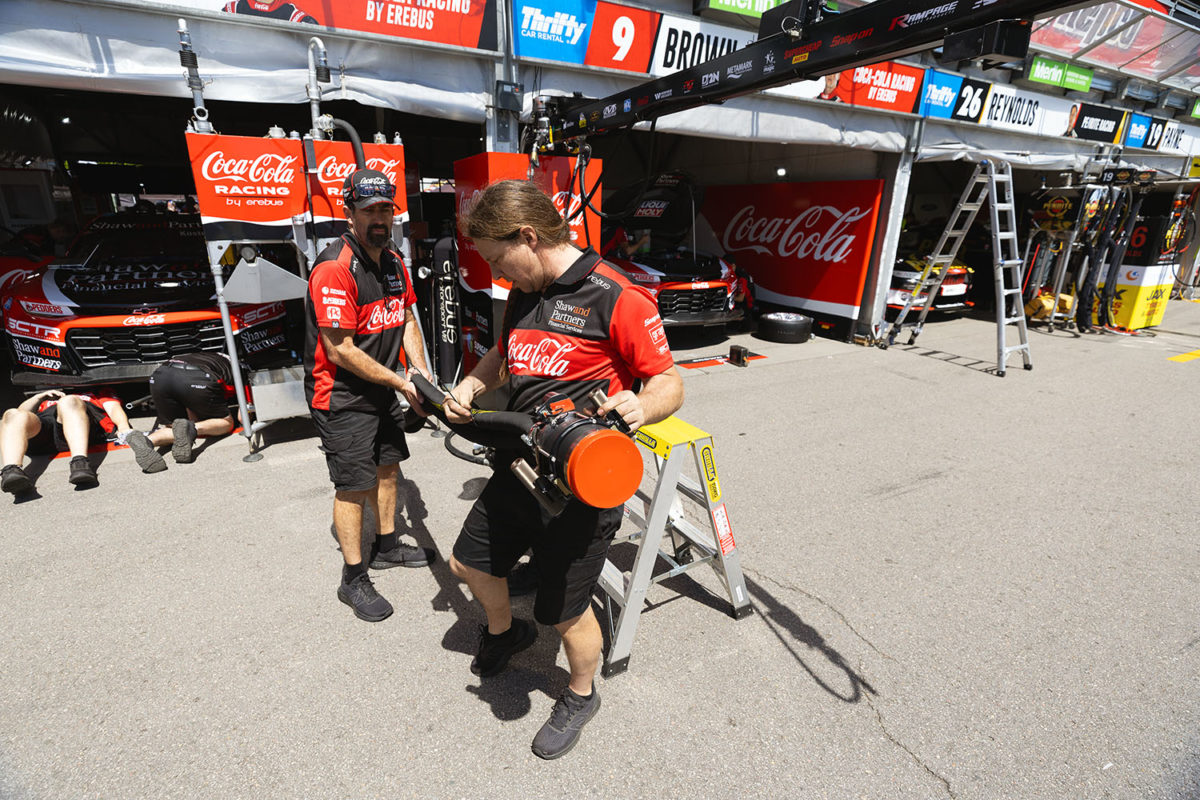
xmin=101 ymin=399 xmax=133 ymax=433
xmin=17 ymin=389 xmax=61 ymax=413
xmin=319 ymin=327 xmax=411 ymax=396
xmin=597 ymin=365 xmax=684 ymax=432
xmin=402 ymin=307 xmax=430 ymax=380
xmin=442 ymin=345 xmax=508 ymax=423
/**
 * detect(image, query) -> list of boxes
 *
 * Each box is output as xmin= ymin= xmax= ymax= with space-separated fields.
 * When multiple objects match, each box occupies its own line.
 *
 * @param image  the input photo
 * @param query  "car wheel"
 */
xmin=755 ymin=312 xmax=812 ymax=343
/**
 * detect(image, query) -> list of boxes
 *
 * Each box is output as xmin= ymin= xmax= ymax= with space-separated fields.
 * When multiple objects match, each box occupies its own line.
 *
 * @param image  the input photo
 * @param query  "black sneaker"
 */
xmin=471 ymin=618 xmax=537 ymax=677
xmin=172 ymin=418 xmax=197 ymax=463
xmin=337 ymin=572 xmax=393 ymax=622
xmin=126 ymin=430 xmax=167 ymax=474
xmin=507 ymin=559 xmax=538 ymax=597
xmin=531 ymin=684 xmax=602 ymax=760
xmin=68 ymin=456 xmax=98 ymax=488
xmin=370 ymin=542 xmax=435 ymax=569
xmin=1 ymin=464 xmax=33 ymax=494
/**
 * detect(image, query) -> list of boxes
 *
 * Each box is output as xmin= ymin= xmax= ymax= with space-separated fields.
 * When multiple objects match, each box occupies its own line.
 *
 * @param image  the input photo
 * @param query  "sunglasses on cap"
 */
xmin=343 ymin=182 xmax=397 ymax=206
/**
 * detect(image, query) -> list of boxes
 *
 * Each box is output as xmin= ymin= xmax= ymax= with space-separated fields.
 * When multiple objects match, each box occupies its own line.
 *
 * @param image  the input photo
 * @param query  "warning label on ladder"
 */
xmin=713 ymin=502 xmax=735 ymax=555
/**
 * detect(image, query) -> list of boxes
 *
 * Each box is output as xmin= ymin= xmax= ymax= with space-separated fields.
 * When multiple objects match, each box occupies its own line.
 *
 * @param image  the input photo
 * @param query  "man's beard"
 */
xmin=366 ymin=225 xmax=390 ymax=248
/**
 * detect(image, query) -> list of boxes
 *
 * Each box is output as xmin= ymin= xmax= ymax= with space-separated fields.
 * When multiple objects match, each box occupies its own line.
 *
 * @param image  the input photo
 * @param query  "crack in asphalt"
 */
xmin=864 ymin=688 xmax=958 ymax=800
xmin=744 ymin=567 xmax=896 ymax=662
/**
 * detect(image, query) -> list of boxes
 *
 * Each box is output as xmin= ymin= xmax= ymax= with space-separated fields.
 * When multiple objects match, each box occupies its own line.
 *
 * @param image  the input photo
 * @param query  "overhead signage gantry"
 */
xmin=530 ymin=0 xmax=1098 ymax=153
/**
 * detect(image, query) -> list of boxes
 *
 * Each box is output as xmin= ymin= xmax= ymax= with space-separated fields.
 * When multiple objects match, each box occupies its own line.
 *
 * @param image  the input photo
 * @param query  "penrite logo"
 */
xmin=701 ymin=71 xmax=720 ymax=88
xmin=890 ymin=2 xmax=957 ymax=30
xmin=721 ymin=204 xmax=873 ymax=263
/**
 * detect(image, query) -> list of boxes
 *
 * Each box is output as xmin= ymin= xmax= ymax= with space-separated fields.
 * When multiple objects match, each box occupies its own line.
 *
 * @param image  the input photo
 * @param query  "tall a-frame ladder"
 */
xmin=879 ymin=159 xmax=1033 ymax=377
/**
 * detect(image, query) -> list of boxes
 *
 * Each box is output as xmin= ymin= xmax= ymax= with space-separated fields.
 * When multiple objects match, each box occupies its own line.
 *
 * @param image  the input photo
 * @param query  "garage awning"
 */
xmin=0 ymin=0 xmax=497 ymax=124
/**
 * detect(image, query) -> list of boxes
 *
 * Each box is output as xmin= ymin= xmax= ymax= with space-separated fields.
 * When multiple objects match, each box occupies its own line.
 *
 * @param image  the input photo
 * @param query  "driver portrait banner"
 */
xmin=701 ymin=179 xmax=884 ymax=330
xmin=186 ymin=133 xmax=307 ymax=241
xmin=133 ymin=0 xmax=491 ymax=49
xmin=308 ymin=141 xmax=409 ymax=241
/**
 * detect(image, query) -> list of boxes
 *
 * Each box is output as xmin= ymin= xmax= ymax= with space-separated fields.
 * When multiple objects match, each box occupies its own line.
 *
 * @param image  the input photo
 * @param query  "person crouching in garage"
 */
xmin=123 ymin=351 xmax=240 ymax=473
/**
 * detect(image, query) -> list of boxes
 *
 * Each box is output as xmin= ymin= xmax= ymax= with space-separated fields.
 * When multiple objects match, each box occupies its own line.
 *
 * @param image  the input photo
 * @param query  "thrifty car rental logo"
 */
xmin=521 ymin=7 xmax=587 ymax=45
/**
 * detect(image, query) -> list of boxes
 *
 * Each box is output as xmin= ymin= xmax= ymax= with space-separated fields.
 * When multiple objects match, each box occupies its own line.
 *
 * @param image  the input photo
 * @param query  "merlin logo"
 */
xmin=520 ymin=7 xmax=587 ymax=45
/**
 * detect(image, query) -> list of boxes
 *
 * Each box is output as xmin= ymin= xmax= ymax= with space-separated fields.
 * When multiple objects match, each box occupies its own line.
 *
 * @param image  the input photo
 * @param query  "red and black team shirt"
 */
xmin=222 ymin=0 xmax=319 ymax=24
xmin=305 ymin=234 xmax=416 ymax=412
xmin=502 ymin=248 xmax=674 ymax=414
xmin=38 ymin=393 xmax=119 ymax=437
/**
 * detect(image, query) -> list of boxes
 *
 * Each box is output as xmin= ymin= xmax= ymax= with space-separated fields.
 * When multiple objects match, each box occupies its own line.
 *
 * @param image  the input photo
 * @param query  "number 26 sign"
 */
xmin=584 ymin=2 xmax=660 ymax=73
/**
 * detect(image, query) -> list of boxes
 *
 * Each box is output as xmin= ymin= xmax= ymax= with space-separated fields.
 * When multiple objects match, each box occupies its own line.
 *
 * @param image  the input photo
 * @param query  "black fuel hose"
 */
xmin=409 ymin=373 xmax=532 ymax=451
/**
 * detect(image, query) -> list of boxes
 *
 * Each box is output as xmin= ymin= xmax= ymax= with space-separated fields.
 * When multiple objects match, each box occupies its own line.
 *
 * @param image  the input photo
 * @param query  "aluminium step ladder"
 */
xmin=878 ymin=159 xmax=1032 ymax=376
xmin=598 ymin=416 xmax=752 ymax=677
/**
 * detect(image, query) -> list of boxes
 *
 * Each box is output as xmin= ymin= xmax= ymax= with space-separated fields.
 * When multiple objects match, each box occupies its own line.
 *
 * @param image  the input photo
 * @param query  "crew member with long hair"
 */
xmin=444 ymin=179 xmax=684 ymax=759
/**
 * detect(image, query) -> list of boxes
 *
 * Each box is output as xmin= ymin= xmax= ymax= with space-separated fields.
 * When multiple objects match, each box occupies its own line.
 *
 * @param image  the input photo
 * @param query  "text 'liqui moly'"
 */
xmin=721 ymin=205 xmax=872 ymax=263
xmin=507 ymin=337 xmax=576 ymax=377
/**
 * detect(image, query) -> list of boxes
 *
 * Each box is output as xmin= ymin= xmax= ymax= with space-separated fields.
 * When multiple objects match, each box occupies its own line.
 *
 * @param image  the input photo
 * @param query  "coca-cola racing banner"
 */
xmin=702 ymin=179 xmax=884 ymax=334
xmin=186 ymin=132 xmax=308 ymax=241
xmin=142 ymin=0 xmax=492 ymax=50
xmin=309 ymin=140 xmax=408 ymax=241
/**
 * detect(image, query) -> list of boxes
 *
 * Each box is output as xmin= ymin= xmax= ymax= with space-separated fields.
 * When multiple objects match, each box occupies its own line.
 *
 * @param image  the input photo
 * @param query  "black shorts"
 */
xmin=149 ymin=362 xmax=231 ymax=427
xmin=453 ymin=461 xmax=622 ymax=626
xmin=311 ymin=396 xmax=410 ymax=492
xmin=29 ymin=406 xmax=108 ymax=455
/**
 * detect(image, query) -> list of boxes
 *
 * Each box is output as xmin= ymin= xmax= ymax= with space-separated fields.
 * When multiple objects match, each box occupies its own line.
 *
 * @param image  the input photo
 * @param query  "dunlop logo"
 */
xmin=701 ymin=445 xmax=720 ymax=501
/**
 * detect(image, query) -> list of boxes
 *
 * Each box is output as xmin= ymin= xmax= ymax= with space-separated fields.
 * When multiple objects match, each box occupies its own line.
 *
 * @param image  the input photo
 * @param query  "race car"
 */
xmin=1 ymin=211 xmax=298 ymax=386
xmin=602 ymin=173 xmax=745 ymax=327
xmin=885 ymin=223 xmax=974 ymax=313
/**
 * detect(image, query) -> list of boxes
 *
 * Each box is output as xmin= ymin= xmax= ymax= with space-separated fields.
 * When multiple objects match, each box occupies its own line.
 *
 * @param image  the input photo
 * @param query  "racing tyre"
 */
xmin=755 ymin=312 xmax=812 ymax=344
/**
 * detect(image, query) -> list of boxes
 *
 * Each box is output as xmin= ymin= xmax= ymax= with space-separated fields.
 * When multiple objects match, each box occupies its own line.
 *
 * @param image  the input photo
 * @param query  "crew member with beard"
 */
xmin=305 ymin=168 xmax=434 ymax=623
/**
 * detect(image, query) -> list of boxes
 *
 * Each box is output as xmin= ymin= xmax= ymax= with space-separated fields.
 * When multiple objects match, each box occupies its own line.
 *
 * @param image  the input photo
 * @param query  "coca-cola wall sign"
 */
xmin=701 ymin=179 xmax=884 ymax=327
xmin=309 ymin=140 xmax=408 ymax=239
xmin=186 ymin=133 xmax=307 ymax=240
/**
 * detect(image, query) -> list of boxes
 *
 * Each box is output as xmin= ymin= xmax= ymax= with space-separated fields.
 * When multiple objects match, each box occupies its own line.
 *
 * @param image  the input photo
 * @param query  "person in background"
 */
xmin=1 ymin=389 xmax=133 ymax=494
xmin=124 ymin=351 xmax=239 ymax=474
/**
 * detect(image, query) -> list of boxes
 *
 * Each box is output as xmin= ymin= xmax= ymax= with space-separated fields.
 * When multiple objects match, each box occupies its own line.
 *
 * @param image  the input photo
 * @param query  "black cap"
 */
xmin=342 ymin=168 xmax=396 ymax=209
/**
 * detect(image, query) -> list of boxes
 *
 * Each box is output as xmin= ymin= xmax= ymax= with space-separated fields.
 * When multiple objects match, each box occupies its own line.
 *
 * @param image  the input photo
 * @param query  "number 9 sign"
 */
xmin=584 ymin=2 xmax=659 ymax=73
